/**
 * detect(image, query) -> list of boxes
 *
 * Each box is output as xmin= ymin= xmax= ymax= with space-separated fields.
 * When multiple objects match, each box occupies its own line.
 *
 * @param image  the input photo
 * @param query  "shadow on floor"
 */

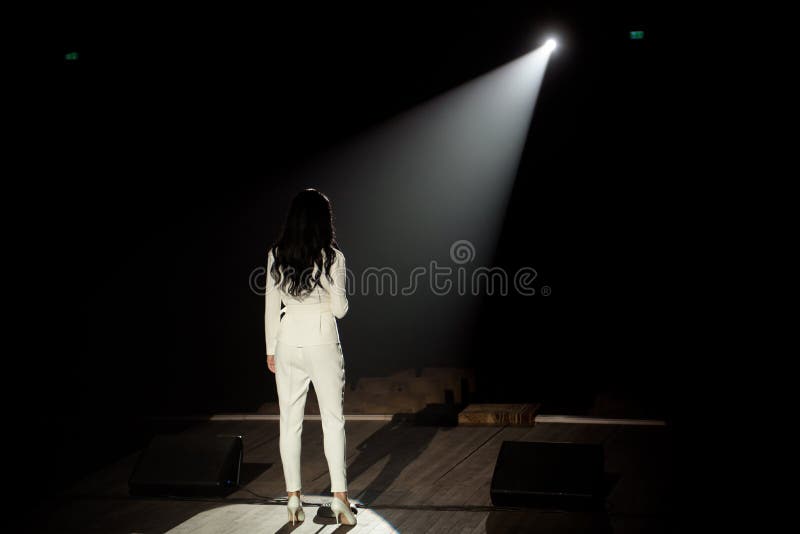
xmin=318 ymin=412 xmax=444 ymax=504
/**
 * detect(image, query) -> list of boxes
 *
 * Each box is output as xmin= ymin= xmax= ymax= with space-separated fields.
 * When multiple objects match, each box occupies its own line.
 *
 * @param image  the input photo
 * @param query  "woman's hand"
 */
xmin=267 ymin=354 xmax=276 ymax=374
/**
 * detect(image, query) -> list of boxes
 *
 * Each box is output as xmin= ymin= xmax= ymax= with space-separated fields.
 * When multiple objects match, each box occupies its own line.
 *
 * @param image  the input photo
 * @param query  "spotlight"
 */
xmin=544 ymin=38 xmax=557 ymax=52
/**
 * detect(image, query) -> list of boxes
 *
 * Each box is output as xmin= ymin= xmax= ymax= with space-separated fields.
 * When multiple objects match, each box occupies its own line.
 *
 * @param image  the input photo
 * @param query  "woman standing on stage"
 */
xmin=265 ymin=188 xmax=356 ymax=526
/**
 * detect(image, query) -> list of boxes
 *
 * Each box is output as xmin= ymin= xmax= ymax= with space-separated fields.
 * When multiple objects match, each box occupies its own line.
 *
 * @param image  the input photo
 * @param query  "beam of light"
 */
xmin=268 ymin=45 xmax=555 ymax=374
xmin=544 ymin=38 xmax=557 ymax=52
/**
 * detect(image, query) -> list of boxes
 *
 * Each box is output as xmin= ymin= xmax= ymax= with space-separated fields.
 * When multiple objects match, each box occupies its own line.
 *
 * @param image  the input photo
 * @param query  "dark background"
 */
xmin=12 ymin=3 xmax=697 ymax=500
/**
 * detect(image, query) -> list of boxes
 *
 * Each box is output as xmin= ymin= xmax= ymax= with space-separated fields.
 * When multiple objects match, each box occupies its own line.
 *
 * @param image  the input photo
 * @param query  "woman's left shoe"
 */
xmin=287 ymin=494 xmax=305 ymax=525
xmin=330 ymin=496 xmax=357 ymax=526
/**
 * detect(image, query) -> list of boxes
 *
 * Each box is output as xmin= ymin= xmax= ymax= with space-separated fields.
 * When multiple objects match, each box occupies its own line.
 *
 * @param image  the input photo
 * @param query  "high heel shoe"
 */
xmin=330 ymin=496 xmax=357 ymax=526
xmin=287 ymin=494 xmax=305 ymax=525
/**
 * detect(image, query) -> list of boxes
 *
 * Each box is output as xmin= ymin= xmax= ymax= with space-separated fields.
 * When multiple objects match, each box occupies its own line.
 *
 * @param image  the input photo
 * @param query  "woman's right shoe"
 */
xmin=287 ymin=494 xmax=305 ymax=525
xmin=330 ymin=496 xmax=357 ymax=526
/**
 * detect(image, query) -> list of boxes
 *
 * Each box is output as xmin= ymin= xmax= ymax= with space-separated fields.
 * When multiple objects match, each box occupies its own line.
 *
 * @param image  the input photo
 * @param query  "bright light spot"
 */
xmin=544 ymin=38 xmax=557 ymax=52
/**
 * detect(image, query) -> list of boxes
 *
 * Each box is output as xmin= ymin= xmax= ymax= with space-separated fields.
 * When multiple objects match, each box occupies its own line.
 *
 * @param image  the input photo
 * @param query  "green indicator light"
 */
xmin=65 ymin=51 xmax=79 ymax=61
xmin=629 ymin=31 xmax=644 ymax=40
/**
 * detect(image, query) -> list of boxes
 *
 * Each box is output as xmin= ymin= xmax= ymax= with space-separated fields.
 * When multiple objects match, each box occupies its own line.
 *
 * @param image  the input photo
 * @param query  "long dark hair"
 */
xmin=269 ymin=188 xmax=339 ymax=297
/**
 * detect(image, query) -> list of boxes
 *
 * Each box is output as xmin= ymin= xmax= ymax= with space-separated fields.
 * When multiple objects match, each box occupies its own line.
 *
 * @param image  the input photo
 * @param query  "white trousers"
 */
xmin=275 ymin=340 xmax=348 ymax=493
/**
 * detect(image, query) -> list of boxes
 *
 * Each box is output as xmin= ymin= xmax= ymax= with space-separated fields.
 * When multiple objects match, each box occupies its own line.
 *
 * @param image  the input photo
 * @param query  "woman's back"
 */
xmin=265 ymin=246 xmax=349 ymax=353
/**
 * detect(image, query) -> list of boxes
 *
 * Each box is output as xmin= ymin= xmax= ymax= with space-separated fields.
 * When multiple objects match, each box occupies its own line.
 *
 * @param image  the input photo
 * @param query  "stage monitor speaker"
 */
xmin=490 ymin=440 xmax=604 ymax=509
xmin=129 ymin=434 xmax=243 ymax=497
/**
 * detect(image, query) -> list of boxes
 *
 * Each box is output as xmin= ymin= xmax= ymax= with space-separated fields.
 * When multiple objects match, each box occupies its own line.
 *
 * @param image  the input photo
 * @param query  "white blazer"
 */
xmin=265 ymin=247 xmax=349 ymax=355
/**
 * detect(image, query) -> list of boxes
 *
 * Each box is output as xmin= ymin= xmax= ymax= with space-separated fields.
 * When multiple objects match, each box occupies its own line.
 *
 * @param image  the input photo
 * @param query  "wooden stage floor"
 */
xmin=27 ymin=419 xmax=673 ymax=533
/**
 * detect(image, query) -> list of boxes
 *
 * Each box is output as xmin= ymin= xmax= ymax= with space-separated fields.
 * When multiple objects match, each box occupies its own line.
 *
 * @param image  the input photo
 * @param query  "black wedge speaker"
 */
xmin=129 ymin=434 xmax=243 ymax=497
xmin=490 ymin=440 xmax=604 ymax=509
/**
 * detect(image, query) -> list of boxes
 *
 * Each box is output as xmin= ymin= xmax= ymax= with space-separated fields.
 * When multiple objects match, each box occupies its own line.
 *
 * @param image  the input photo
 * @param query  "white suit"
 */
xmin=265 ymin=247 xmax=350 ymax=493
